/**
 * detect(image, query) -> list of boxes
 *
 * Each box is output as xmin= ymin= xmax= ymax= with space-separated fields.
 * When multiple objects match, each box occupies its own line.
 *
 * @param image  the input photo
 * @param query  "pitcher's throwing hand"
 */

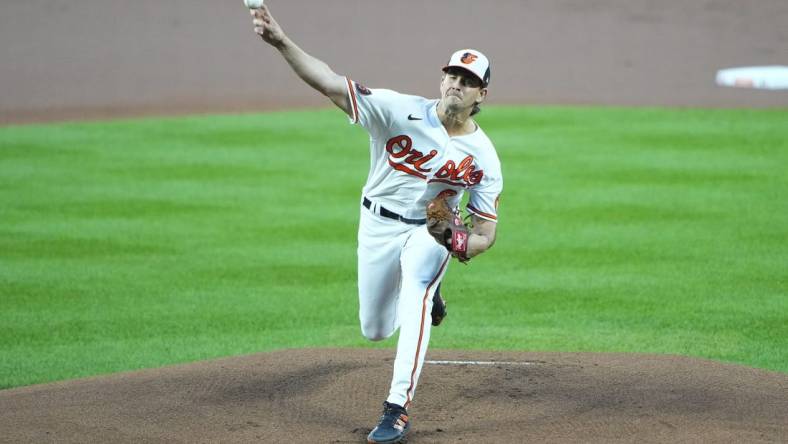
xmin=250 ymin=6 xmax=285 ymax=46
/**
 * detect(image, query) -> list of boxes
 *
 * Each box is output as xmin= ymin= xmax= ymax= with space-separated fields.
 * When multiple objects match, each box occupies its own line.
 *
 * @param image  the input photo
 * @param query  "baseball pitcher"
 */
xmin=247 ymin=5 xmax=502 ymax=443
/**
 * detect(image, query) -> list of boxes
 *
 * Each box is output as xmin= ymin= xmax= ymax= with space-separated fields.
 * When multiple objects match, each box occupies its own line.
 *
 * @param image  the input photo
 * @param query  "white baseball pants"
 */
xmin=357 ymin=204 xmax=450 ymax=408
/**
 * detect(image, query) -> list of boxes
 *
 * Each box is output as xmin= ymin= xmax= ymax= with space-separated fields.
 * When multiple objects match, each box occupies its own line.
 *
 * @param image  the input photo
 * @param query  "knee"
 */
xmin=361 ymin=323 xmax=393 ymax=342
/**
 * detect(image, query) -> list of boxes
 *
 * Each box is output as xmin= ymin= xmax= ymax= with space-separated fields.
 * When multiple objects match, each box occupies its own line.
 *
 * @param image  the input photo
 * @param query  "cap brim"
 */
xmin=441 ymin=64 xmax=487 ymax=86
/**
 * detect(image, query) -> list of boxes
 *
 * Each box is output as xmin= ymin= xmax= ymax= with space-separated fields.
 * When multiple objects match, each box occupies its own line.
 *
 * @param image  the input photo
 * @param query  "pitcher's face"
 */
xmin=440 ymin=67 xmax=487 ymax=112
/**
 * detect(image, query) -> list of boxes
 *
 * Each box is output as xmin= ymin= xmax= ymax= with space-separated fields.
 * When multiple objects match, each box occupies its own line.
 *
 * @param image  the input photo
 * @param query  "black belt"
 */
xmin=363 ymin=197 xmax=426 ymax=225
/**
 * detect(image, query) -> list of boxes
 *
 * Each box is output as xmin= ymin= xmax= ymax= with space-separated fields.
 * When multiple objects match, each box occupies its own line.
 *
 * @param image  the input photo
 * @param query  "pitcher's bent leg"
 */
xmin=357 ymin=208 xmax=409 ymax=341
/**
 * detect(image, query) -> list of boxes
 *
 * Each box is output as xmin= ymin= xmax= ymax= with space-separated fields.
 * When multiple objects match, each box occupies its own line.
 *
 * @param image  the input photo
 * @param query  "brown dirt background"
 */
xmin=1 ymin=350 xmax=787 ymax=443
xmin=1 ymin=1 xmax=787 ymax=442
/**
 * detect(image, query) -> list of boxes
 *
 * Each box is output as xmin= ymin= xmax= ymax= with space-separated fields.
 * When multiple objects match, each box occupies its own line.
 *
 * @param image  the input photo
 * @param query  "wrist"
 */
xmin=273 ymin=35 xmax=291 ymax=51
xmin=445 ymin=225 xmax=470 ymax=263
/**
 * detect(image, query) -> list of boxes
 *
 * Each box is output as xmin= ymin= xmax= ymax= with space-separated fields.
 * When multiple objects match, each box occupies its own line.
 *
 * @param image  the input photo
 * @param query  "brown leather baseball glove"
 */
xmin=426 ymin=197 xmax=470 ymax=263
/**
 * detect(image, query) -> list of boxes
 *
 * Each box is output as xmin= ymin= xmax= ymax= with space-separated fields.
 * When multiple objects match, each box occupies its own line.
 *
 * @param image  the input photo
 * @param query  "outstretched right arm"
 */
xmin=249 ymin=6 xmax=351 ymax=116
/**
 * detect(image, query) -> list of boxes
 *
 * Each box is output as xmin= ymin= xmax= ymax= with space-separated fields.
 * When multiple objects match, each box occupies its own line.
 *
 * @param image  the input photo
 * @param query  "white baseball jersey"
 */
xmin=345 ymin=78 xmax=503 ymax=222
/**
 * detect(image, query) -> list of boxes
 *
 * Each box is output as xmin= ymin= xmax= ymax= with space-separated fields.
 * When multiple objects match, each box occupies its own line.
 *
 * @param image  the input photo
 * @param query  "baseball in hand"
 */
xmin=243 ymin=0 xmax=264 ymax=9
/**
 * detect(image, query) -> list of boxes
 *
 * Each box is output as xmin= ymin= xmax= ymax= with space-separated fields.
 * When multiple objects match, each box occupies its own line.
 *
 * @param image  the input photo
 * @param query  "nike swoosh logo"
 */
xmin=407 ymin=114 xmax=423 ymax=121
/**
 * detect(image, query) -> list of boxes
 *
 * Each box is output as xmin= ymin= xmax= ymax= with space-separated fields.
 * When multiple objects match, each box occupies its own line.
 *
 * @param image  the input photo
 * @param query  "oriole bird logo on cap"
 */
xmin=460 ymin=52 xmax=478 ymax=64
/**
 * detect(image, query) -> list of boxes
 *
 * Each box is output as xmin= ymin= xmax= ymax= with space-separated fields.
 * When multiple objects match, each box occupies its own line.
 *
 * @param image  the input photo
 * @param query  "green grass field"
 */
xmin=1 ymin=106 xmax=786 ymax=389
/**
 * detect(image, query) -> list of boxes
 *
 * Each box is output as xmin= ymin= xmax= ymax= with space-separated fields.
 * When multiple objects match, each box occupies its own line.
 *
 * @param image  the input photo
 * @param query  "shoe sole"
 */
xmin=367 ymin=423 xmax=411 ymax=443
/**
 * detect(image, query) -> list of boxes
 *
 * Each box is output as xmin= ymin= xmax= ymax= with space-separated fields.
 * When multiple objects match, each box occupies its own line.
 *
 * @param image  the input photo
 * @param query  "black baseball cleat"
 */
xmin=367 ymin=401 xmax=410 ymax=443
xmin=431 ymin=284 xmax=447 ymax=327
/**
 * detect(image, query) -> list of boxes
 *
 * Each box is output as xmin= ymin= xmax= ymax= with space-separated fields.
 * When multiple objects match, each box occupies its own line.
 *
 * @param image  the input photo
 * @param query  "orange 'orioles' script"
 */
xmin=385 ymin=135 xmax=484 ymax=187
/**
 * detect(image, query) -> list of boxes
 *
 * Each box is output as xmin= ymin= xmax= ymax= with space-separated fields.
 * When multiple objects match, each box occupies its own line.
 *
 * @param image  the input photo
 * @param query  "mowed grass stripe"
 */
xmin=1 ymin=107 xmax=786 ymax=388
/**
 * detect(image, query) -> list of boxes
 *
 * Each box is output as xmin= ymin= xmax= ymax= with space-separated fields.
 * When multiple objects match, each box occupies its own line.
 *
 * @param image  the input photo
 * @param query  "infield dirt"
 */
xmin=1 ymin=349 xmax=786 ymax=443
xmin=1 ymin=1 xmax=787 ymax=443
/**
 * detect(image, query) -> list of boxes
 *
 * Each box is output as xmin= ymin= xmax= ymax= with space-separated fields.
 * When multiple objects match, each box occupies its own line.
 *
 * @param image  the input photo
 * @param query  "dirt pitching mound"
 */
xmin=1 ymin=349 xmax=786 ymax=443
